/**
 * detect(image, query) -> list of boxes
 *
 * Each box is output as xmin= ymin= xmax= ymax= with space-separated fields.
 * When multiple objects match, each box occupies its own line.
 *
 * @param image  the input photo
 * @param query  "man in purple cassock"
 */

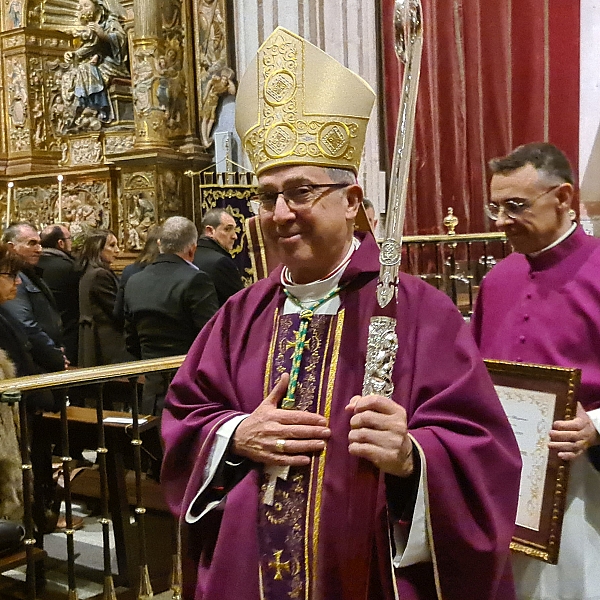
xmin=161 ymin=27 xmax=521 ymax=600
xmin=472 ymin=142 xmax=600 ymax=600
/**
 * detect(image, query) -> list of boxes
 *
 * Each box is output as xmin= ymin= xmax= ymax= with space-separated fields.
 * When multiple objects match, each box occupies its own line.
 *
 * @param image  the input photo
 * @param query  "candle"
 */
xmin=57 ymin=175 xmax=63 ymax=223
xmin=6 ymin=181 xmax=13 ymax=227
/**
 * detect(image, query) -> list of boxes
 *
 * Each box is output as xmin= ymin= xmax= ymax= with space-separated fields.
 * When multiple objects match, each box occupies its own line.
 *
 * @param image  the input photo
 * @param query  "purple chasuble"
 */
xmin=161 ymin=233 xmax=520 ymax=600
xmin=472 ymin=226 xmax=600 ymax=411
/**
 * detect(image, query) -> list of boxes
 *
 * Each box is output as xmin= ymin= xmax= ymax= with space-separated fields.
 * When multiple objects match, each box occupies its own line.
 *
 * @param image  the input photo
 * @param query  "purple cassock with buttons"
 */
xmin=472 ymin=224 xmax=600 ymax=600
xmin=472 ymin=225 xmax=600 ymax=412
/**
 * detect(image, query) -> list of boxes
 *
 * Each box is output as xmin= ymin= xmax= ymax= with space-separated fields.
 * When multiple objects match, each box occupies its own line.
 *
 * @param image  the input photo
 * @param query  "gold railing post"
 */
xmin=94 ymin=384 xmax=118 ymax=600
xmin=3 ymin=389 xmax=37 ymax=600
xmin=130 ymin=380 xmax=153 ymax=600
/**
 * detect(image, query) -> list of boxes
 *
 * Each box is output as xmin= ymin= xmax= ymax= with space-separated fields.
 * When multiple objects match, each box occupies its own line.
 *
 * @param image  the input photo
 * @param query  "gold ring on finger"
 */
xmin=275 ymin=439 xmax=286 ymax=453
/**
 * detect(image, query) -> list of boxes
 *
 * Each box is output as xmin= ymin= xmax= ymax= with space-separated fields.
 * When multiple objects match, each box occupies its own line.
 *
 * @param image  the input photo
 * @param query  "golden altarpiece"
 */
xmin=0 ymin=0 xmax=252 ymax=262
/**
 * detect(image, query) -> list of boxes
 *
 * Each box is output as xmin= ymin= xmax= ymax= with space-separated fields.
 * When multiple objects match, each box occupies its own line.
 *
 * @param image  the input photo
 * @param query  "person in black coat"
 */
xmin=193 ymin=208 xmax=244 ymax=306
xmin=38 ymin=224 xmax=80 ymax=365
xmin=77 ymin=230 xmax=129 ymax=367
xmin=1 ymin=223 xmax=66 ymax=372
xmin=113 ymin=226 xmax=161 ymax=326
xmin=124 ymin=217 xmax=218 ymax=413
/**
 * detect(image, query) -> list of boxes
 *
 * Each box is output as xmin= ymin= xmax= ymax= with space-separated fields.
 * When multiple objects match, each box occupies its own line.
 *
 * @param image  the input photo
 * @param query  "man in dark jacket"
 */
xmin=124 ymin=216 xmax=218 ymax=413
xmin=193 ymin=208 xmax=244 ymax=305
xmin=2 ymin=223 xmax=66 ymax=372
xmin=38 ymin=224 xmax=80 ymax=365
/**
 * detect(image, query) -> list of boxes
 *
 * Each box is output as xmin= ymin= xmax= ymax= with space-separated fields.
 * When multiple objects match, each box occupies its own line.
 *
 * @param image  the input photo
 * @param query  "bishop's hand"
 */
xmin=549 ymin=401 xmax=600 ymax=461
xmin=346 ymin=395 xmax=414 ymax=477
xmin=231 ymin=373 xmax=331 ymax=466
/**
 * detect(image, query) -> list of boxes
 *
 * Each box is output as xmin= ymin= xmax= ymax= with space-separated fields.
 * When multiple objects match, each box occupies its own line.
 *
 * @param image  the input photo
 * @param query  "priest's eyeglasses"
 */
xmin=252 ymin=183 xmax=350 ymax=211
xmin=485 ymin=185 xmax=561 ymax=221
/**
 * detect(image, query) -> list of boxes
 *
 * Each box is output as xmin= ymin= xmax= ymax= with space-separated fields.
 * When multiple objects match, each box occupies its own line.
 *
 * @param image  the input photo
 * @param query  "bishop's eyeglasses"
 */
xmin=252 ymin=183 xmax=350 ymax=212
xmin=484 ymin=184 xmax=561 ymax=221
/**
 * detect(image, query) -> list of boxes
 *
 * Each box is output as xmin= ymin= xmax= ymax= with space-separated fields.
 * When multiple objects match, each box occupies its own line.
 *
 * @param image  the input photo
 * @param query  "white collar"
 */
xmin=282 ymin=238 xmax=360 ymax=305
xmin=527 ymin=222 xmax=577 ymax=257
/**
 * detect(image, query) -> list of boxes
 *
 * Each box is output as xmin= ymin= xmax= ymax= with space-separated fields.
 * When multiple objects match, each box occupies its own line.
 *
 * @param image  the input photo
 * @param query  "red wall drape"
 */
xmin=381 ymin=0 xmax=580 ymax=235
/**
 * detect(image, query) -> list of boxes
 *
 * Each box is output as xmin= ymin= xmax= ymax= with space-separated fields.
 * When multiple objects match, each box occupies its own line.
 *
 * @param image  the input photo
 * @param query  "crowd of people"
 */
xmin=0 ymin=209 xmax=244 ymax=545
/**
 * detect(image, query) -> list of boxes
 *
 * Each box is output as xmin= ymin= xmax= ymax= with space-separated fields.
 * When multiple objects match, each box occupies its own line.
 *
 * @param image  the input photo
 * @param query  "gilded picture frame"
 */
xmin=483 ymin=359 xmax=580 ymax=564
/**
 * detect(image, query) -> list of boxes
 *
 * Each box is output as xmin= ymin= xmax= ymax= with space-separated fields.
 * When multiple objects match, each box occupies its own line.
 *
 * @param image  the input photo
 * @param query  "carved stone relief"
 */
xmin=194 ymin=0 xmax=235 ymax=149
xmin=61 ymin=133 xmax=104 ymax=166
xmin=104 ymin=133 xmax=135 ymax=154
xmin=5 ymin=56 xmax=31 ymax=152
xmin=160 ymin=169 xmax=182 ymax=216
xmin=45 ymin=0 xmax=132 ymax=135
xmin=131 ymin=36 xmax=186 ymax=133
xmin=12 ymin=179 xmax=109 ymax=233
xmin=122 ymin=171 xmax=156 ymax=250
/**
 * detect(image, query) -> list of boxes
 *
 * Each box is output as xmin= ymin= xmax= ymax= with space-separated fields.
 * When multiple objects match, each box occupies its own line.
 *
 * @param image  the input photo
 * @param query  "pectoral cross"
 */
xmin=268 ymin=550 xmax=291 ymax=581
xmin=263 ymin=464 xmax=289 ymax=505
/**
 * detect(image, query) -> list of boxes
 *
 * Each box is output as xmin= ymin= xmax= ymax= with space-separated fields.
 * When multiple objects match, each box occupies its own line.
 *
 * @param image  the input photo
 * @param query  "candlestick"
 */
xmin=57 ymin=175 xmax=63 ymax=223
xmin=6 ymin=181 xmax=14 ymax=228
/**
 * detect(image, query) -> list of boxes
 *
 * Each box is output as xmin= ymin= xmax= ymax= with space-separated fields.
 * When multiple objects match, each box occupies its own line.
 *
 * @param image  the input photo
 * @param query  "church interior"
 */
xmin=0 ymin=0 xmax=598 ymax=599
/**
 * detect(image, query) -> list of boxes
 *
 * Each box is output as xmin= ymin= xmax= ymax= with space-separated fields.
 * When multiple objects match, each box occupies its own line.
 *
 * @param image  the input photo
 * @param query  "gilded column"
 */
xmin=131 ymin=0 xmax=169 ymax=148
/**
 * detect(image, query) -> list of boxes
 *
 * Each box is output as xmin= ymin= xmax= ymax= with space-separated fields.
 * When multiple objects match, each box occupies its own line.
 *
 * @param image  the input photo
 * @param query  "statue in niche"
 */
xmin=155 ymin=47 xmax=185 ymax=129
xmin=32 ymin=99 xmax=45 ymax=148
xmin=127 ymin=194 xmax=155 ymax=250
xmin=162 ymin=0 xmax=181 ymax=35
xmin=132 ymin=49 xmax=155 ymax=115
xmin=7 ymin=61 xmax=27 ymax=128
xmin=200 ymin=66 xmax=235 ymax=148
xmin=61 ymin=0 xmax=129 ymax=127
xmin=51 ymin=95 xmax=68 ymax=136
xmin=198 ymin=0 xmax=226 ymax=70
xmin=7 ymin=0 xmax=22 ymax=28
xmin=161 ymin=170 xmax=181 ymax=214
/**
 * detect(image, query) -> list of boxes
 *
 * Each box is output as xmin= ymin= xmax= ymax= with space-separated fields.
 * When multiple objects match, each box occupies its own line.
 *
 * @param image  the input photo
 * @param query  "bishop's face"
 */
xmin=258 ymin=165 xmax=360 ymax=284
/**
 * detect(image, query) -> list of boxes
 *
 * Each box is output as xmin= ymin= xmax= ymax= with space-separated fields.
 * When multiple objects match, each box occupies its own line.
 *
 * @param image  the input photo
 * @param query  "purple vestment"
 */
xmin=162 ymin=234 xmax=520 ymax=600
xmin=472 ymin=226 xmax=600 ymax=412
xmin=472 ymin=226 xmax=600 ymax=600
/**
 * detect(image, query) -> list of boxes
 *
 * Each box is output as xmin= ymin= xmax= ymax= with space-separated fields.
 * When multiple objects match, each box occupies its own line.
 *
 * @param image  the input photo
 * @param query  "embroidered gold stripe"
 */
xmin=306 ymin=309 xmax=345 ymax=596
xmin=263 ymin=307 xmax=280 ymax=398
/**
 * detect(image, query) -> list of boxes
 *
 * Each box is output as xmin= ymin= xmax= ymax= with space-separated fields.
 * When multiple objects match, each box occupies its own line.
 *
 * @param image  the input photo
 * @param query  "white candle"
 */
xmin=6 ymin=181 xmax=14 ymax=227
xmin=57 ymin=175 xmax=63 ymax=223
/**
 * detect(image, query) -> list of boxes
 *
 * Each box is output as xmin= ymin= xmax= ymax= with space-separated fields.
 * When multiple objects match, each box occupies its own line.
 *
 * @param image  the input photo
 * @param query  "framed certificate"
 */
xmin=484 ymin=359 xmax=580 ymax=564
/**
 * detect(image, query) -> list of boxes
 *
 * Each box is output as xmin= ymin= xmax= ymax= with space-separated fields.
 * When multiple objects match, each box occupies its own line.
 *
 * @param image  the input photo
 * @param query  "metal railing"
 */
xmin=0 ymin=356 xmax=185 ymax=600
xmin=400 ymin=231 xmax=509 ymax=316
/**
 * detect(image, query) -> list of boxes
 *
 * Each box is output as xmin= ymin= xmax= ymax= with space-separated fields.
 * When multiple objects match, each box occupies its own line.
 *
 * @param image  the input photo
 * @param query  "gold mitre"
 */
xmin=235 ymin=27 xmax=376 ymax=176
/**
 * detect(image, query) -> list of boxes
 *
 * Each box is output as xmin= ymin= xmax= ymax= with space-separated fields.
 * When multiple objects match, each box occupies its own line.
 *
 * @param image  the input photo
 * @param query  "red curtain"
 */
xmin=381 ymin=0 xmax=580 ymax=235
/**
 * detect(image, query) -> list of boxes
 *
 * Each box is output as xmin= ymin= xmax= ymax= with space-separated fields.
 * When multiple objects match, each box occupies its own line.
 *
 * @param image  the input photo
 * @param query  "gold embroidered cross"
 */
xmin=269 ymin=550 xmax=291 ymax=581
xmin=284 ymin=330 xmax=310 ymax=353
